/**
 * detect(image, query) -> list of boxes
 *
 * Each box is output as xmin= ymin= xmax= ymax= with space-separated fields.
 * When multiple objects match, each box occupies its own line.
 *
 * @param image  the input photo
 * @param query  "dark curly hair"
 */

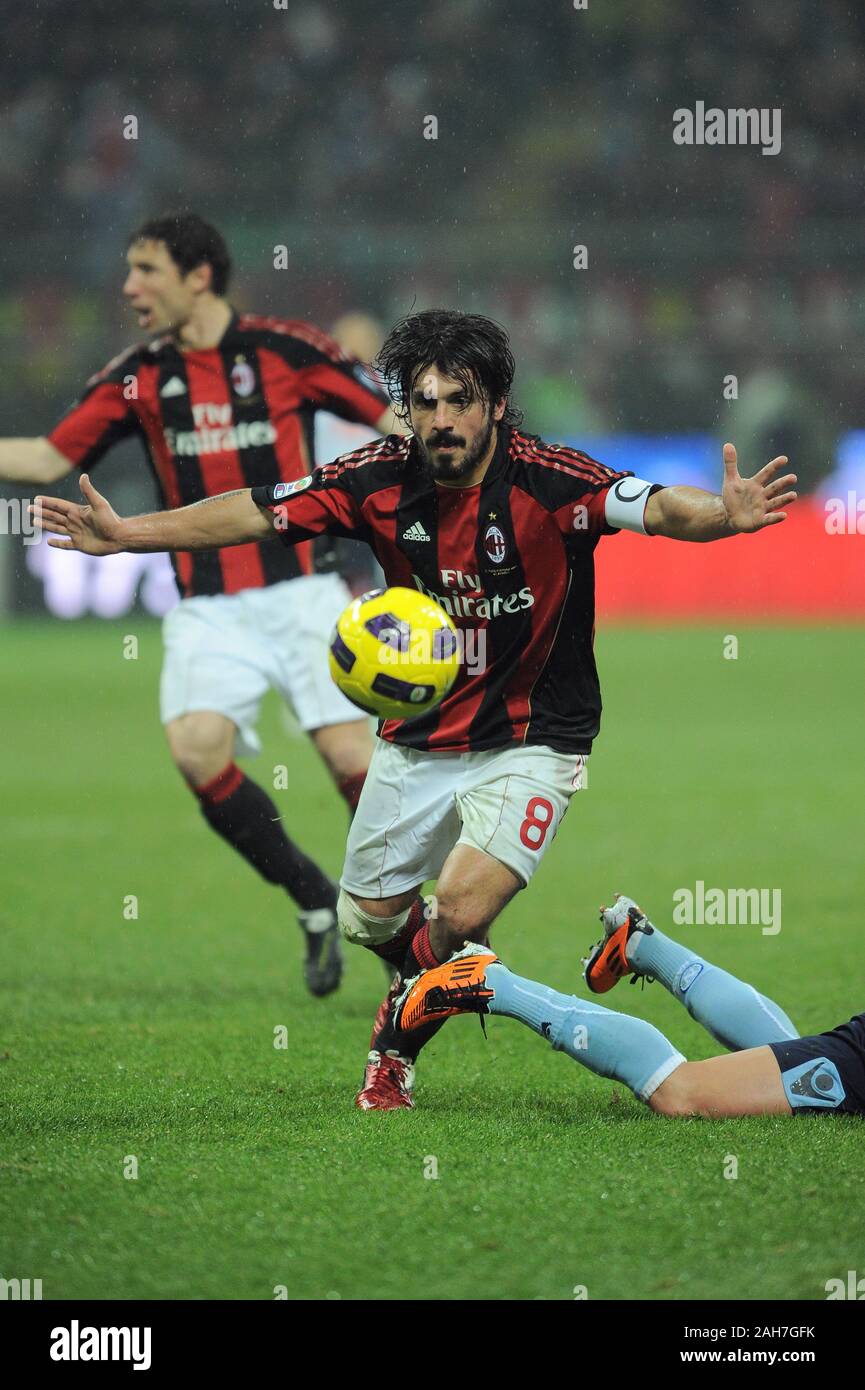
xmin=375 ymin=309 xmax=522 ymax=427
xmin=127 ymin=212 xmax=232 ymax=296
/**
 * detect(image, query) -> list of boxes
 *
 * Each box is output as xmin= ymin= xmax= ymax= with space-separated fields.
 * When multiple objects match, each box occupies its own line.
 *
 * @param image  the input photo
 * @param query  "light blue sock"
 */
xmin=485 ymin=963 xmax=684 ymax=1103
xmin=626 ymin=928 xmax=799 ymax=1051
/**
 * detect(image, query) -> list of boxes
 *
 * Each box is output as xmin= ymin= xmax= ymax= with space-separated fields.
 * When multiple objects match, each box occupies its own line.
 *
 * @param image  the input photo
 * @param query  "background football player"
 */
xmin=0 ymin=212 xmax=401 ymax=997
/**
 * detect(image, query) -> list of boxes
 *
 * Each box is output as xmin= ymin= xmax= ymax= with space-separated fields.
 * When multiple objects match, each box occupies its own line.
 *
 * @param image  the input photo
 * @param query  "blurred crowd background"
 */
xmin=1 ymin=0 xmax=863 ymax=552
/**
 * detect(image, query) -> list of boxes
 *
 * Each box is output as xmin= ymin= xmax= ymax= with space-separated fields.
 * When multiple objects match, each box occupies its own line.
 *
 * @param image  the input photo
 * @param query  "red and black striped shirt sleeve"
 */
xmin=512 ymin=435 xmax=635 ymax=538
xmin=47 ymin=347 xmax=142 ymax=469
xmin=251 ymin=455 xmax=369 ymax=545
xmin=267 ymin=321 xmax=390 ymax=427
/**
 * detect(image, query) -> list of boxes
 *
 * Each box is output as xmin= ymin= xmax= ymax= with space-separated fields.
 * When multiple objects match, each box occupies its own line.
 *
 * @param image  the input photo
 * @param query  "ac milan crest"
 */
xmin=231 ymin=358 xmax=256 ymax=397
xmin=484 ymin=523 xmax=507 ymax=564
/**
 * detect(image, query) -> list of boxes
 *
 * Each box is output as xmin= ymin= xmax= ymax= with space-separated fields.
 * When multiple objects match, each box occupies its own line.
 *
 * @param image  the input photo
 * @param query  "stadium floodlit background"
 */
xmin=2 ymin=0 xmax=865 ymax=1305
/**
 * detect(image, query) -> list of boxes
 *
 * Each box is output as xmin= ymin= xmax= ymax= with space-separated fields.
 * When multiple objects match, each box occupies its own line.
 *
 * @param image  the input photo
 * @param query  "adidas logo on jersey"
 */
xmin=402 ymin=521 xmax=430 ymax=542
xmin=160 ymin=376 xmax=187 ymax=397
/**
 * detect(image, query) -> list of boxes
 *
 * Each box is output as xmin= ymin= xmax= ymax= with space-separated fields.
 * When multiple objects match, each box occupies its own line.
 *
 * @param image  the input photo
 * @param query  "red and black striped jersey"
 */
xmin=252 ymin=426 xmax=637 ymax=755
xmin=47 ymin=311 xmax=390 ymax=598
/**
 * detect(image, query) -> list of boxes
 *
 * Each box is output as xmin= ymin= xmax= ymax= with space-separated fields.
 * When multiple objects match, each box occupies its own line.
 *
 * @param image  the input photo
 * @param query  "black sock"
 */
xmin=375 ymin=1010 xmax=447 ymax=1062
xmin=194 ymin=762 xmax=336 ymax=912
xmin=371 ymin=914 xmax=447 ymax=1061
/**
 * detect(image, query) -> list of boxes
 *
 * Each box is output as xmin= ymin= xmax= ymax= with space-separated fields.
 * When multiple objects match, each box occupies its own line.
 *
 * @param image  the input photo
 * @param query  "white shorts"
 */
xmin=340 ymin=739 xmax=587 ymax=898
xmin=159 ymin=574 xmax=363 ymax=758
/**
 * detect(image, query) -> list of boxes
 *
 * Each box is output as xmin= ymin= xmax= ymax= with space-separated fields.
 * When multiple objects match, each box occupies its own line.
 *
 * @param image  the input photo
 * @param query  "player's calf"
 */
xmin=426 ymin=898 xmax=493 ymax=960
xmin=429 ymin=844 xmax=521 ymax=961
xmin=338 ymin=890 xmax=452 ymax=1106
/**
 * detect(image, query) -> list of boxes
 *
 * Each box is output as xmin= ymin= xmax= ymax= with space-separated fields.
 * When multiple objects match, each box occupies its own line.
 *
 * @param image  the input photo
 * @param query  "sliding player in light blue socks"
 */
xmin=394 ymin=893 xmax=821 ymax=1117
xmin=583 ymin=894 xmax=799 ymax=1051
xmin=474 ymin=959 xmax=688 ymax=1103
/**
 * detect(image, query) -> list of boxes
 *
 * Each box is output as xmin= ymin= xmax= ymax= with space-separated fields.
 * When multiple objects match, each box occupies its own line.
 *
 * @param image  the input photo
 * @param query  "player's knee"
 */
xmin=337 ymin=889 xmax=413 ymax=948
xmin=166 ymin=713 xmax=235 ymax=787
xmin=649 ymin=1063 xmax=700 ymax=1118
xmin=336 ymin=891 xmax=367 ymax=946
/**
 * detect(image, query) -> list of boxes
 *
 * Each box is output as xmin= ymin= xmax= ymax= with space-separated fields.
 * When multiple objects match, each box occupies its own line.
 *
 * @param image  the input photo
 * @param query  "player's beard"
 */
xmin=419 ymin=413 xmax=496 ymax=483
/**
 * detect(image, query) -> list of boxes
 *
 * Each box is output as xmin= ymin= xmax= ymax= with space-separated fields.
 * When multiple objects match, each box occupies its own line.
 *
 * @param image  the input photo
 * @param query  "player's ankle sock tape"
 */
xmin=628 ymin=928 xmax=799 ymax=1050
xmin=196 ymin=764 xmax=335 ymax=911
xmin=336 ymin=890 xmax=416 ymax=948
xmin=485 ymin=964 xmax=685 ymax=1103
xmin=337 ymin=771 xmax=366 ymax=816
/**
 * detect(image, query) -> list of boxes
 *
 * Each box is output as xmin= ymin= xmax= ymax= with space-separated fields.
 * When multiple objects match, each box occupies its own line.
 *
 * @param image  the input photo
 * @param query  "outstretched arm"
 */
xmin=0 ymin=437 xmax=74 ymax=485
xmin=32 ymin=474 xmax=273 ymax=556
xmin=644 ymin=443 xmax=797 ymax=541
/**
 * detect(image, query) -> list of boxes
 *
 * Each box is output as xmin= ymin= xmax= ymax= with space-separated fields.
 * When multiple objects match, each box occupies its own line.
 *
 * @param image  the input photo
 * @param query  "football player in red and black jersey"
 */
xmin=0 ymin=212 xmax=400 ymax=997
xmin=33 ymin=310 xmax=797 ymax=1106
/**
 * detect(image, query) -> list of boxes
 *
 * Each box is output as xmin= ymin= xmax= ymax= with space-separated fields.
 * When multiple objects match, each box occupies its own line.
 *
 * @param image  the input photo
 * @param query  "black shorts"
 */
xmin=769 ymin=1012 xmax=865 ymax=1116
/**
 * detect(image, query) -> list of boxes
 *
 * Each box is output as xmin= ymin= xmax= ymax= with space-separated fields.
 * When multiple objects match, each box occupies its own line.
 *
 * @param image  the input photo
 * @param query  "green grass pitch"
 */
xmin=1 ymin=619 xmax=864 ymax=1301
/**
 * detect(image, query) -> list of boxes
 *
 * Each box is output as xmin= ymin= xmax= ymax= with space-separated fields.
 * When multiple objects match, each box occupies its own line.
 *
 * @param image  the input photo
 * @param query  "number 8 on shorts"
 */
xmin=519 ymin=796 xmax=555 ymax=850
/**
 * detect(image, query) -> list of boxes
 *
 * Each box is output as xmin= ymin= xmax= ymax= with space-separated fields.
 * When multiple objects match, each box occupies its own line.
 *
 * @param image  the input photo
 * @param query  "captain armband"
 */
xmin=604 ymin=478 xmax=664 ymax=535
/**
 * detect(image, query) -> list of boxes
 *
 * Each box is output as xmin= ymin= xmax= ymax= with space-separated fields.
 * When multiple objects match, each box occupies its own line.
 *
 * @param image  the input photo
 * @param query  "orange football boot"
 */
xmin=395 ymin=944 xmax=499 ymax=1032
xmin=583 ymin=894 xmax=654 ymax=994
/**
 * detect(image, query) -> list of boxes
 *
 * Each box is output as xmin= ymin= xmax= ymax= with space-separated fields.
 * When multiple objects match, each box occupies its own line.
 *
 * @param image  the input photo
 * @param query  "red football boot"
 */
xmin=354 ymin=1050 xmax=415 ymax=1110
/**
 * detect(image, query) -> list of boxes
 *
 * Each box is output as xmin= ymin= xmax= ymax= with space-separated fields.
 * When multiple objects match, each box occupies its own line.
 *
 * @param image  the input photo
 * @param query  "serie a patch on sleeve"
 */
xmin=272 ymin=475 xmax=314 ymax=500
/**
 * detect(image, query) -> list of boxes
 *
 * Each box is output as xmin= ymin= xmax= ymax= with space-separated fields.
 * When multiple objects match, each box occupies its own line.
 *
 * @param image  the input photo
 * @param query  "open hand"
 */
xmin=721 ymin=443 xmax=797 ymax=532
xmin=31 ymin=474 xmax=127 ymax=556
